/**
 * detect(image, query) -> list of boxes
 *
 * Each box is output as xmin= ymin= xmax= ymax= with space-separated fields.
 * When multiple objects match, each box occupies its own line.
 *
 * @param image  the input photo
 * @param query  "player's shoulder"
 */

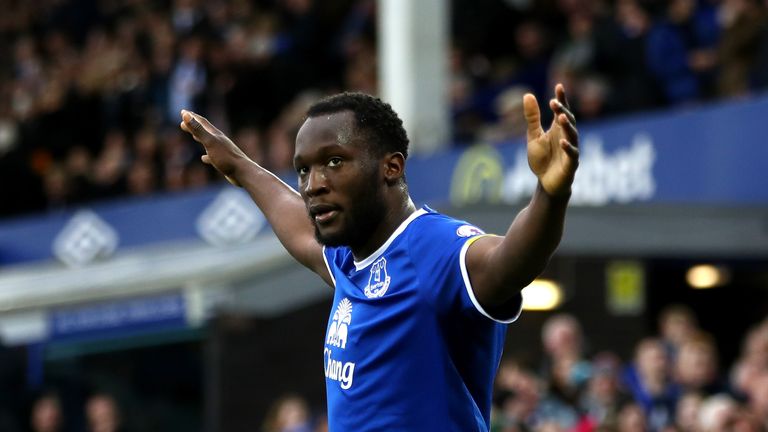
xmin=407 ymin=206 xmax=486 ymax=244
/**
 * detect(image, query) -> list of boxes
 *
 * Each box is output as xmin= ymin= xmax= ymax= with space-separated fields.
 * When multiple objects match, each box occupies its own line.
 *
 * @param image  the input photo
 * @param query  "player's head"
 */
xmin=306 ymin=92 xmax=409 ymax=161
xmin=294 ymin=93 xmax=409 ymax=249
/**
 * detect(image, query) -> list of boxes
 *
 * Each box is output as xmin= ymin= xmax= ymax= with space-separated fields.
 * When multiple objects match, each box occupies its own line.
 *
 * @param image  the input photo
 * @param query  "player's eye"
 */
xmin=328 ymin=157 xmax=342 ymax=167
xmin=297 ymin=166 xmax=309 ymax=176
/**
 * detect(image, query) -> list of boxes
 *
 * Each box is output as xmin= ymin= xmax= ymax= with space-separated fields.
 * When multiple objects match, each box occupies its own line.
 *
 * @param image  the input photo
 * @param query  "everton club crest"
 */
xmin=364 ymin=257 xmax=391 ymax=298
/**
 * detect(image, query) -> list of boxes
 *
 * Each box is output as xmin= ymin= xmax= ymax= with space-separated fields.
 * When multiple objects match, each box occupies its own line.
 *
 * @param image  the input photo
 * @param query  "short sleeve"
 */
xmin=458 ymin=236 xmax=523 ymax=324
xmin=408 ymin=215 xmax=522 ymax=324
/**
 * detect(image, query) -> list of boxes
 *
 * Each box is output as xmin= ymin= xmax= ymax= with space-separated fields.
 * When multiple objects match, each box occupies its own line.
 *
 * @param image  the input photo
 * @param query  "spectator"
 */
xmin=85 ymin=393 xmax=123 ymax=432
xmin=658 ymin=304 xmax=700 ymax=361
xmin=167 ymin=36 xmax=206 ymax=123
xmin=541 ymin=314 xmax=590 ymax=383
xmin=717 ymin=0 xmax=766 ymax=97
xmin=623 ymin=338 xmax=678 ymax=431
xmin=480 ymin=85 xmax=531 ymax=143
xmin=580 ymin=352 xmax=629 ymax=427
xmin=41 ymin=164 xmax=72 ymax=211
xmin=29 ymin=391 xmax=63 ymax=432
xmin=744 ymin=372 xmax=768 ymax=429
xmin=91 ymin=130 xmax=129 ymax=199
xmin=616 ymin=401 xmax=648 ymax=432
xmin=593 ymin=0 xmax=662 ymax=114
xmin=645 ymin=0 xmax=720 ymax=104
xmin=673 ymin=391 xmax=703 ymax=432
xmin=536 ymin=354 xmax=584 ymax=430
xmin=696 ymin=394 xmax=739 ymax=432
xmin=673 ymin=334 xmax=724 ymax=396
xmin=262 ymin=394 xmax=313 ymax=432
xmin=493 ymin=364 xmax=543 ymax=431
xmin=742 ymin=321 xmax=768 ymax=367
xmin=125 ymin=158 xmax=158 ymax=196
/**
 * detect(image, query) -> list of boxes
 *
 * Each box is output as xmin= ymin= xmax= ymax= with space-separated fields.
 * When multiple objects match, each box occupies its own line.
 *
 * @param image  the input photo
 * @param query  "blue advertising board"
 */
xmin=48 ymin=293 xmax=187 ymax=342
xmin=1 ymin=96 xmax=767 ymax=266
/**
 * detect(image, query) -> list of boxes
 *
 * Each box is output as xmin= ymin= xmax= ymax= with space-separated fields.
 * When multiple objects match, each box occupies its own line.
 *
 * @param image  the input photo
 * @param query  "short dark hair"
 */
xmin=306 ymin=92 xmax=409 ymax=159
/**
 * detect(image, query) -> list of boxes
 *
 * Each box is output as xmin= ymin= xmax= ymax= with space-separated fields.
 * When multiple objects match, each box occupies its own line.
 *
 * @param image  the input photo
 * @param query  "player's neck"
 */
xmin=350 ymin=196 xmax=417 ymax=261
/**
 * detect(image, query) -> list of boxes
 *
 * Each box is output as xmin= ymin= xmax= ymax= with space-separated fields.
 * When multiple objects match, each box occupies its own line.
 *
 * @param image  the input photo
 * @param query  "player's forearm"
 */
xmin=493 ymin=183 xmax=569 ymax=289
xmin=231 ymin=159 xmax=318 ymax=266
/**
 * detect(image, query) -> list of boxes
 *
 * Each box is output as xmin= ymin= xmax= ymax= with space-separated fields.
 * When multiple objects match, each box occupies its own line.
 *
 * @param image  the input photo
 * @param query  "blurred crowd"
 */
xmin=256 ymin=306 xmax=768 ymax=432
xmin=2 ymin=0 xmax=768 ymax=217
xmin=25 ymin=391 xmax=125 ymax=432
xmin=11 ymin=305 xmax=768 ymax=431
xmin=0 ymin=0 xmax=376 ymax=217
xmin=488 ymin=306 xmax=768 ymax=432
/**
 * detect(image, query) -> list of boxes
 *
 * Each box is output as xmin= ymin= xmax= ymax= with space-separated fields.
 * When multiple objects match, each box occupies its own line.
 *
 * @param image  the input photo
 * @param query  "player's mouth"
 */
xmin=309 ymin=203 xmax=340 ymax=225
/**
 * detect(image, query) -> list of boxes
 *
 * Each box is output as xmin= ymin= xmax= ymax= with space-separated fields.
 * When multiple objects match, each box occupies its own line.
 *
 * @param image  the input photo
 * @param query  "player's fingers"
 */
xmin=201 ymin=154 xmax=211 ymax=164
xmin=555 ymin=83 xmax=571 ymax=111
xmin=550 ymin=99 xmax=576 ymax=126
xmin=181 ymin=110 xmax=221 ymax=141
xmin=561 ymin=139 xmax=580 ymax=162
xmin=558 ymin=113 xmax=579 ymax=148
xmin=189 ymin=111 xmax=217 ymax=131
xmin=523 ymin=93 xmax=543 ymax=140
xmin=182 ymin=111 xmax=208 ymax=139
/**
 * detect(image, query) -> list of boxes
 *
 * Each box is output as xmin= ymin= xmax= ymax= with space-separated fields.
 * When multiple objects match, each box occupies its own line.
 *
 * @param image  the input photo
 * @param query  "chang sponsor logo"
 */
xmin=324 ymin=347 xmax=355 ymax=390
xmin=327 ymin=298 xmax=352 ymax=349
xmin=325 ymin=298 xmax=356 ymax=390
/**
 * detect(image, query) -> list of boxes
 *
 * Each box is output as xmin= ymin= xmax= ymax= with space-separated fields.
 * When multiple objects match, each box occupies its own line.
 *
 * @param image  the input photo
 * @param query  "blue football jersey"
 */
xmin=321 ymin=206 xmax=523 ymax=431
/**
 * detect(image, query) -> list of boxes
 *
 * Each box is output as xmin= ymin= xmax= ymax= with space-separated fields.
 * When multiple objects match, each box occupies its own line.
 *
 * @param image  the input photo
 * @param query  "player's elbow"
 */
xmin=475 ymin=271 xmax=532 ymax=310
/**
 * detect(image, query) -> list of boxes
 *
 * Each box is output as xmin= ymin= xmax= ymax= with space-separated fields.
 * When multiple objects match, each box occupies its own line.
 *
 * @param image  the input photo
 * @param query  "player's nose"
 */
xmin=304 ymin=167 xmax=329 ymax=197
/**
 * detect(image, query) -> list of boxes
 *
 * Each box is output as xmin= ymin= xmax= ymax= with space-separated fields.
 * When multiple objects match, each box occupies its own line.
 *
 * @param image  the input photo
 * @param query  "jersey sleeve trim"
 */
xmin=322 ymin=246 xmax=336 ymax=288
xmin=459 ymin=235 xmax=523 ymax=324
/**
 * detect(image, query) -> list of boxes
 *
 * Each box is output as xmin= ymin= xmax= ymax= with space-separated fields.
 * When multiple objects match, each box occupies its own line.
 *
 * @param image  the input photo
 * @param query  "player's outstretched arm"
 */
xmin=180 ymin=110 xmax=332 ymax=287
xmin=465 ymin=84 xmax=579 ymax=313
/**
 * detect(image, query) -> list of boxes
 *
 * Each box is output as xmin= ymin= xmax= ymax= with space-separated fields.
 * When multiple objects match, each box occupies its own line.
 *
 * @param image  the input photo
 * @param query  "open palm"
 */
xmin=524 ymin=84 xmax=579 ymax=198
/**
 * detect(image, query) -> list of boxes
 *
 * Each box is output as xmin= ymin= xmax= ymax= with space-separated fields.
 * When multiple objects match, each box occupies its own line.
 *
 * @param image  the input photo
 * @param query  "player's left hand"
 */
xmin=524 ymin=83 xmax=579 ymax=198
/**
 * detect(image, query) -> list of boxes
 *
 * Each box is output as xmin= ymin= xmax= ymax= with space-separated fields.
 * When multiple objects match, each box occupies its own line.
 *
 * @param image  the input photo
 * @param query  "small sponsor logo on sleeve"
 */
xmin=456 ymin=224 xmax=485 ymax=238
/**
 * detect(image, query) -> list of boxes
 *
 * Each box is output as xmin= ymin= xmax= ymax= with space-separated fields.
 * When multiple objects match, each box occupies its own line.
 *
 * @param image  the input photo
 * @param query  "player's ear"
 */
xmin=382 ymin=152 xmax=405 ymax=185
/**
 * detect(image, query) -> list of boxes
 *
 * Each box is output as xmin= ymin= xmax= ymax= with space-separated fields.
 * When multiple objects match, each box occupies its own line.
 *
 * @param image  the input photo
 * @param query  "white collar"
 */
xmin=352 ymin=207 xmax=428 ymax=271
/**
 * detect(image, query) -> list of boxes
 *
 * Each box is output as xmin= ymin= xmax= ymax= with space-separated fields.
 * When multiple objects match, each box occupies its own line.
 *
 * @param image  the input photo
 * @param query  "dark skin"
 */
xmin=292 ymin=111 xmax=416 ymax=259
xmin=180 ymin=83 xmax=578 ymax=313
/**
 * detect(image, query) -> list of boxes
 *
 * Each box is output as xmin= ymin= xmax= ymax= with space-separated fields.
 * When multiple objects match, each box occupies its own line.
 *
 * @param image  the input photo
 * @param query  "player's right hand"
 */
xmin=524 ymin=84 xmax=579 ymax=199
xmin=180 ymin=109 xmax=243 ymax=187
